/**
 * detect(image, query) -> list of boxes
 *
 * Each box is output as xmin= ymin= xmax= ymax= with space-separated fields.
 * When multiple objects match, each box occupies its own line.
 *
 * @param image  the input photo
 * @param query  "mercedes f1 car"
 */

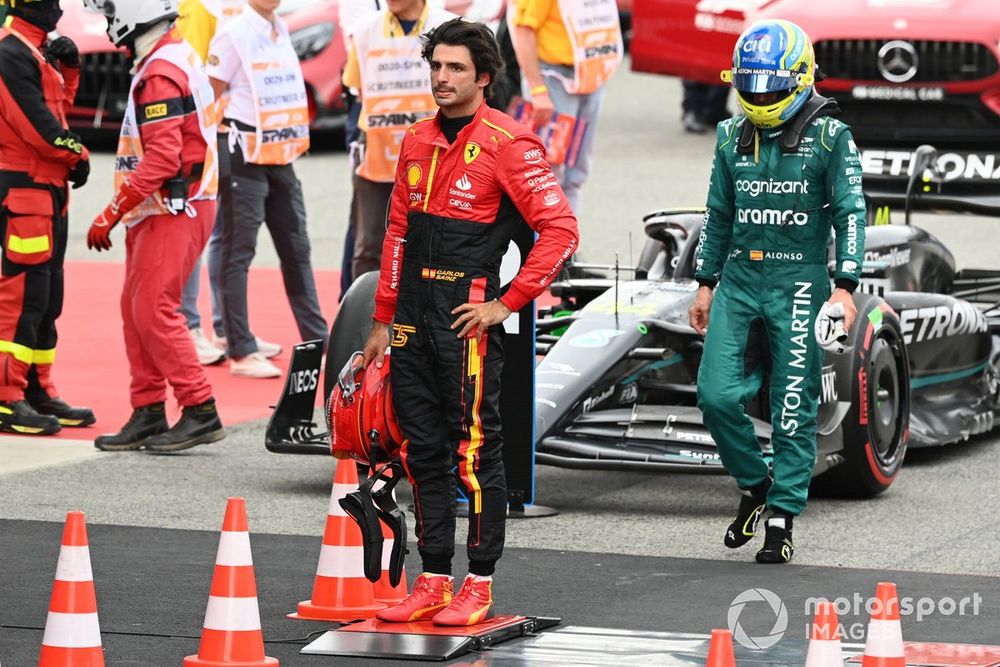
xmin=266 ymin=154 xmax=1000 ymax=498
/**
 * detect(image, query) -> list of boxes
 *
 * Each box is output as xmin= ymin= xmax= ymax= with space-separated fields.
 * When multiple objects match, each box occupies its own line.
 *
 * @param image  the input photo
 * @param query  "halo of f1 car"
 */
xmin=266 ymin=146 xmax=1000 ymax=498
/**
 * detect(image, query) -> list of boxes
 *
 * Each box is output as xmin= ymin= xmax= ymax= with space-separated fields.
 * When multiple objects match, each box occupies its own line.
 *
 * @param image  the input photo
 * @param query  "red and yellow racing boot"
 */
xmin=432 ymin=575 xmax=494 ymax=626
xmin=375 ymin=573 xmax=453 ymax=622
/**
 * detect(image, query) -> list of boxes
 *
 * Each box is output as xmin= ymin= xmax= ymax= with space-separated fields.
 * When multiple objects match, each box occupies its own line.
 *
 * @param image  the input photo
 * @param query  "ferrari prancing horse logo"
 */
xmin=463 ymin=142 xmax=481 ymax=164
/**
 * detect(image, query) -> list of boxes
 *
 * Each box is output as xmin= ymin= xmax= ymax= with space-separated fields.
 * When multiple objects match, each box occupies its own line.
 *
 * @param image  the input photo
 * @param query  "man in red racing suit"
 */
xmin=363 ymin=19 xmax=579 ymax=626
xmin=87 ymin=2 xmax=224 ymax=454
xmin=0 ymin=0 xmax=94 ymax=435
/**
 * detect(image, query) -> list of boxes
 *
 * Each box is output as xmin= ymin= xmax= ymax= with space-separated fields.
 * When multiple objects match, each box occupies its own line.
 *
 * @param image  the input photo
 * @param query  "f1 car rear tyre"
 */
xmin=324 ymin=270 xmax=379 ymax=401
xmin=819 ymin=300 xmax=910 ymax=497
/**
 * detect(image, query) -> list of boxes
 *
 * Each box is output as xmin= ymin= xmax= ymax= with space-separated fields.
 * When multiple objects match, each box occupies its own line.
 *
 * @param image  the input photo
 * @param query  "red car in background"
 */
xmin=632 ymin=0 xmax=1000 ymax=214
xmin=58 ymin=0 xmax=347 ymax=133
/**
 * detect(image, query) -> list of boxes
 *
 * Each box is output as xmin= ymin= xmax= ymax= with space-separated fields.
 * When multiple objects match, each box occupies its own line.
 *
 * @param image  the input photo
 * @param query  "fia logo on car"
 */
xmin=288 ymin=369 xmax=319 ymax=396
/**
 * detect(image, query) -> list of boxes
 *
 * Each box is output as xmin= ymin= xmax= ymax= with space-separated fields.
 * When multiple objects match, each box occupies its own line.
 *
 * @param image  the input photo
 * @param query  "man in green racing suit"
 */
xmin=688 ymin=19 xmax=865 ymax=564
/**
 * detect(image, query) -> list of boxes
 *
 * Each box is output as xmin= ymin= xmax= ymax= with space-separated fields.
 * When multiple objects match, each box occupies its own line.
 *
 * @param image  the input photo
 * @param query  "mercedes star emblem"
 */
xmin=877 ymin=40 xmax=918 ymax=83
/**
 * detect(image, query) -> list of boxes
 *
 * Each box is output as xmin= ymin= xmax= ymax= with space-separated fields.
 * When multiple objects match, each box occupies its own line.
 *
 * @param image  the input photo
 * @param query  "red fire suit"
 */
xmin=105 ymin=31 xmax=215 ymax=409
xmin=374 ymin=101 xmax=579 ymax=572
xmin=0 ymin=17 xmax=88 ymax=402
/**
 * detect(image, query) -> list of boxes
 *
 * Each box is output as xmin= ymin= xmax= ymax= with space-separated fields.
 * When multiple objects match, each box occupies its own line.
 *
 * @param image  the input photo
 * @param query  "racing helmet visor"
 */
xmin=732 ymin=67 xmax=798 ymax=95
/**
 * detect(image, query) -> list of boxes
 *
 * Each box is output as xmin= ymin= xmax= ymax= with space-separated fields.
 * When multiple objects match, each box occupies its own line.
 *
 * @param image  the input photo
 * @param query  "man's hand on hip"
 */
xmin=689 ymin=286 xmax=713 ymax=336
xmin=451 ymin=299 xmax=512 ymax=341
xmin=826 ymin=288 xmax=857 ymax=331
xmin=362 ymin=321 xmax=390 ymax=368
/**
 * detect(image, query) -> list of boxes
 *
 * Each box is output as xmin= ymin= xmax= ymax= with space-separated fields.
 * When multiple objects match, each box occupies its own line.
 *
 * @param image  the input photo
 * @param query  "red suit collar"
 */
xmin=6 ymin=16 xmax=48 ymax=49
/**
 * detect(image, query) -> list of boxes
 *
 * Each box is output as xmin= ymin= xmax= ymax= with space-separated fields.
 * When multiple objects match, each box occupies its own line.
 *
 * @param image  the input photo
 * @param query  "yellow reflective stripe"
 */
xmin=0 ymin=340 xmax=34 ymax=364
xmin=7 ymin=234 xmax=50 ymax=255
xmin=465 ymin=337 xmax=484 ymax=514
xmin=422 ymin=146 xmax=440 ymax=213
xmin=481 ymin=118 xmax=513 ymax=139
xmin=33 ymin=348 xmax=55 ymax=364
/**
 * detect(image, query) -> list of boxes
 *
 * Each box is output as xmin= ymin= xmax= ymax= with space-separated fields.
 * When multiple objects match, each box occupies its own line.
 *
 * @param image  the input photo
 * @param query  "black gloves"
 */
xmin=69 ymin=158 xmax=89 ymax=190
xmin=47 ymin=36 xmax=80 ymax=68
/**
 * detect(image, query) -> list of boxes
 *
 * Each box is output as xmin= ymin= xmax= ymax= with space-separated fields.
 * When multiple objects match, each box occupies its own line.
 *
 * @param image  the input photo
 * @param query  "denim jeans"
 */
xmin=178 ymin=209 xmax=223 ymax=337
xmin=535 ymin=62 xmax=607 ymax=214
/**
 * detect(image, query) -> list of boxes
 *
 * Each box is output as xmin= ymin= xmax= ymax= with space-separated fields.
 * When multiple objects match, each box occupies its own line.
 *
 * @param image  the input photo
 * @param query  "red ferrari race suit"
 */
xmin=0 ymin=16 xmax=89 ymax=426
xmin=98 ymin=29 xmax=217 ymax=409
xmin=374 ymin=101 xmax=579 ymax=574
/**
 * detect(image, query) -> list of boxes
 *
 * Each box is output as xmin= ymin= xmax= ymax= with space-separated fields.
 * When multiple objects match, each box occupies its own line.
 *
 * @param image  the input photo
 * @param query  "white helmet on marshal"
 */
xmin=83 ymin=0 xmax=178 ymax=47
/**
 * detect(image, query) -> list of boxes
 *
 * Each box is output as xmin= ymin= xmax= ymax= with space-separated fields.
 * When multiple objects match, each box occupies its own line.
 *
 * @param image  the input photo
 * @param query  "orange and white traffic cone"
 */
xmin=805 ymin=599 xmax=843 ymax=667
xmin=39 ymin=511 xmax=105 ymax=667
xmin=705 ymin=628 xmax=736 ymax=667
xmin=373 ymin=467 xmax=407 ymax=604
xmin=861 ymin=582 xmax=905 ymax=667
xmin=184 ymin=497 xmax=278 ymax=667
xmin=289 ymin=459 xmax=385 ymax=621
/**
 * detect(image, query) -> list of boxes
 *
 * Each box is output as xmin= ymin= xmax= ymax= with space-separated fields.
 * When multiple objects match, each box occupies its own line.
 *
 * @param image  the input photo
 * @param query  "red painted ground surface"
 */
xmin=24 ymin=261 xmax=341 ymax=441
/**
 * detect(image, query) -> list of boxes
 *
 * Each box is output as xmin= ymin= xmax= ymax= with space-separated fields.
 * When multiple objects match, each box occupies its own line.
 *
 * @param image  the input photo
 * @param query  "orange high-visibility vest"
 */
xmin=116 ymin=40 xmax=220 ymax=226
xmin=553 ymin=0 xmax=622 ymax=94
xmin=354 ymin=6 xmax=454 ymax=183
xmin=226 ymin=12 xmax=310 ymax=165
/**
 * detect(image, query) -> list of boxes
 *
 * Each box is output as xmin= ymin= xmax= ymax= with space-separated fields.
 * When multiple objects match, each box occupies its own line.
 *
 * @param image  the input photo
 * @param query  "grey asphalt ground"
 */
xmin=2 ymin=520 xmax=998 ymax=665
xmin=1 ymin=60 xmax=998 ymax=660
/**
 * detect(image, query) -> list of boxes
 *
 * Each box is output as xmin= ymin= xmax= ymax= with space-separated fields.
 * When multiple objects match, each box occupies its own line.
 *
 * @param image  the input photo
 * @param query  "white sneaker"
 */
xmin=255 ymin=337 xmax=282 ymax=359
xmin=230 ymin=352 xmax=282 ymax=378
xmin=190 ymin=327 xmax=225 ymax=366
xmin=213 ymin=336 xmax=282 ymax=359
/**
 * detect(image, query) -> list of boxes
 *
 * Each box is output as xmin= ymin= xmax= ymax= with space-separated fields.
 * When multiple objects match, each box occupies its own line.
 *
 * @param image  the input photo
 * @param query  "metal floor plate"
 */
xmin=301 ymin=616 xmax=561 ymax=661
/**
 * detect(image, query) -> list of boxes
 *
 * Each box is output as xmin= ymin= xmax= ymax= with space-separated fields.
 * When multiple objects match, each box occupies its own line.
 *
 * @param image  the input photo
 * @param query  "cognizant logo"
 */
xmin=736 ymin=179 xmax=808 ymax=197
xmin=737 ymin=208 xmax=808 ymax=226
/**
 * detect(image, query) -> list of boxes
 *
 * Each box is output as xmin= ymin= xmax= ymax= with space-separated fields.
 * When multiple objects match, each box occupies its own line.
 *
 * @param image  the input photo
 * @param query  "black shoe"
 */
xmin=0 ymin=399 xmax=61 ymax=435
xmin=724 ymin=478 xmax=771 ymax=548
xmin=145 ymin=399 xmax=225 ymax=453
xmin=94 ymin=403 xmax=168 ymax=451
xmin=26 ymin=393 xmax=96 ymax=427
xmin=755 ymin=514 xmax=794 ymax=564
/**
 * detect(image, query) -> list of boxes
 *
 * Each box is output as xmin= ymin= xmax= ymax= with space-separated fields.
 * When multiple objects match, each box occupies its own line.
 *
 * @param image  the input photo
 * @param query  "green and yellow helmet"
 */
xmin=721 ymin=19 xmax=816 ymax=129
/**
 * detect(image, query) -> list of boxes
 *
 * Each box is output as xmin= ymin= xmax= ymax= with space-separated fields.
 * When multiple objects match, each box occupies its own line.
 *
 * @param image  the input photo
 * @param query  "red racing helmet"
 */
xmin=328 ymin=351 xmax=404 ymax=463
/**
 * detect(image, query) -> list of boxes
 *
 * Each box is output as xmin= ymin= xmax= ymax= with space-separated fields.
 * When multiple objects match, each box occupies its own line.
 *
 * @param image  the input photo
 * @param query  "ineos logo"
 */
xmin=288 ymin=369 xmax=318 ymax=396
xmin=877 ymin=40 xmax=918 ymax=83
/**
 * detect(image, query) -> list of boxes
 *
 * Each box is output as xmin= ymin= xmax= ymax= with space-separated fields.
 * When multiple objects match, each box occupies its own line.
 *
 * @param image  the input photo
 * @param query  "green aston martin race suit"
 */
xmin=694 ymin=113 xmax=866 ymax=515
